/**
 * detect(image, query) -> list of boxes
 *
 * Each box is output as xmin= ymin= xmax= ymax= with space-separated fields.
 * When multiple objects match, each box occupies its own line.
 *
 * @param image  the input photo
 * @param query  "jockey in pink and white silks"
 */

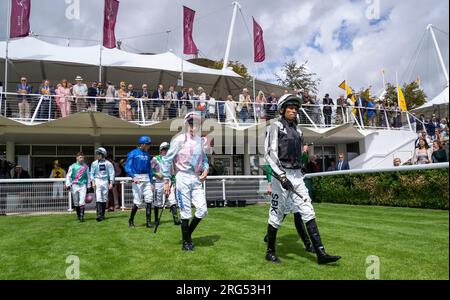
xmin=161 ymin=111 xmax=209 ymax=251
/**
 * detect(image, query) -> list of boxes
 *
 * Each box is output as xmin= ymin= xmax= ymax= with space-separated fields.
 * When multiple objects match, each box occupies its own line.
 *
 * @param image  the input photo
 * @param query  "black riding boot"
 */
xmin=294 ymin=213 xmax=315 ymax=253
xmin=75 ymin=206 xmax=80 ymax=221
xmin=265 ymin=224 xmax=280 ymax=264
xmin=79 ymin=206 xmax=85 ymax=222
xmin=306 ymin=219 xmax=341 ymax=265
xmin=171 ymin=205 xmax=180 ymax=225
xmin=101 ymin=202 xmax=106 ymax=220
xmin=189 ymin=216 xmax=201 ymax=234
xmin=96 ymin=202 xmax=102 ymax=222
xmin=264 ymin=214 xmax=287 ymax=243
xmin=129 ymin=204 xmax=138 ymax=227
xmin=145 ymin=203 xmax=153 ymax=228
xmin=181 ymin=219 xmax=193 ymax=251
xmin=154 ymin=206 xmax=160 ymax=226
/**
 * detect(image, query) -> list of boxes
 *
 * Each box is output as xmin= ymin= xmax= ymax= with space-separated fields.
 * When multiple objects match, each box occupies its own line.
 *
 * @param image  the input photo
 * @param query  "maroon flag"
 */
xmin=183 ymin=6 xmax=198 ymax=55
xmin=253 ymin=18 xmax=265 ymax=63
xmin=10 ymin=0 xmax=31 ymax=38
xmin=103 ymin=0 xmax=119 ymax=49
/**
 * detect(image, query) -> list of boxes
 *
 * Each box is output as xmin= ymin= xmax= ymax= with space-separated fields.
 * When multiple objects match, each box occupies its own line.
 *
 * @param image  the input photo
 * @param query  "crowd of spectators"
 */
xmin=7 ymin=75 xmax=285 ymax=124
xmin=411 ymin=113 xmax=449 ymax=165
xmin=6 ymin=74 xmax=427 ymax=128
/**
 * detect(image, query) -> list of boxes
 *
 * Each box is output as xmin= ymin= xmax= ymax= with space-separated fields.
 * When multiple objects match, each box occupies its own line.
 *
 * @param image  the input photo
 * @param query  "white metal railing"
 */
xmin=0 ymin=163 xmax=447 ymax=215
xmin=0 ymin=91 xmax=423 ymax=132
xmin=0 ymin=176 xmax=270 ymax=215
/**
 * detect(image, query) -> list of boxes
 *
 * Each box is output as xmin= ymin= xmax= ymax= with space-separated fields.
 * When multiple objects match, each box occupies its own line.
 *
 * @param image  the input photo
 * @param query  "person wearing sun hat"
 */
xmin=72 ymin=75 xmax=88 ymax=112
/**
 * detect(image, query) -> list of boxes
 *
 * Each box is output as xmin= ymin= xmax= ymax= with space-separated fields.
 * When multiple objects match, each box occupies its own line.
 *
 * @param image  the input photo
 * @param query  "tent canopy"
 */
xmin=0 ymin=37 xmax=286 ymax=99
xmin=412 ymin=86 xmax=449 ymax=116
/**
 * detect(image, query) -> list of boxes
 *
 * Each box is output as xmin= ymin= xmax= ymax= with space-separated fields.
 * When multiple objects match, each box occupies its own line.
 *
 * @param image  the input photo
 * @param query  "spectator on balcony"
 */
xmin=104 ymin=81 xmax=116 ymax=116
xmin=118 ymin=81 xmax=131 ymax=121
xmin=415 ymin=131 xmax=432 ymax=148
xmin=207 ymin=95 xmax=217 ymax=120
xmin=431 ymin=128 xmax=442 ymax=143
xmin=336 ymin=153 xmax=350 ymax=171
xmin=186 ymin=87 xmax=197 ymax=113
xmin=439 ymin=118 xmax=448 ymax=131
xmin=37 ymin=80 xmax=55 ymax=120
xmin=178 ymin=87 xmax=189 ymax=116
xmin=346 ymin=94 xmax=355 ymax=124
xmin=336 ymin=94 xmax=346 ymax=124
xmin=13 ymin=165 xmax=30 ymax=179
xmin=393 ymin=157 xmax=402 ymax=167
xmin=432 ymin=141 xmax=447 ymax=163
xmin=416 ymin=113 xmax=427 ymax=133
xmin=412 ymin=138 xmax=432 ymax=165
xmin=255 ymin=91 xmax=267 ymax=122
xmin=427 ymin=115 xmax=440 ymax=136
xmin=238 ymin=88 xmax=252 ymax=123
xmin=55 ymin=79 xmax=72 ymax=118
xmin=266 ymin=92 xmax=278 ymax=121
xmin=165 ymin=85 xmax=178 ymax=119
xmin=87 ymin=81 xmax=99 ymax=111
xmin=16 ymin=76 xmax=33 ymax=119
xmin=323 ymin=93 xmax=334 ymax=126
xmin=139 ymin=84 xmax=151 ymax=120
xmin=366 ymin=98 xmax=376 ymax=127
xmin=196 ymin=87 xmax=207 ymax=117
xmin=97 ymin=82 xmax=106 ymax=112
xmin=127 ymin=84 xmax=138 ymax=120
xmin=73 ymin=76 xmax=88 ymax=112
xmin=152 ymin=84 xmax=164 ymax=121
xmin=378 ymin=101 xmax=388 ymax=128
xmin=225 ymin=95 xmax=237 ymax=123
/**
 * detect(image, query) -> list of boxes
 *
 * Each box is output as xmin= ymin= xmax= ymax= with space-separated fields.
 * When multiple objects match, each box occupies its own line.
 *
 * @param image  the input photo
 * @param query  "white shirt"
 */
xmin=208 ymin=97 xmax=216 ymax=114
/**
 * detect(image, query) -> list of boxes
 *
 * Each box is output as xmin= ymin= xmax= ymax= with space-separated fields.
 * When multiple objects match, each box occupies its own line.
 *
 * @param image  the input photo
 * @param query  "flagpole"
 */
xmin=99 ymin=0 xmax=105 ymax=83
xmin=4 ymin=0 xmax=12 ymax=96
xmin=381 ymin=69 xmax=386 ymax=90
xmin=396 ymin=71 xmax=400 ymax=107
xmin=181 ymin=7 xmax=184 ymax=88
xmin=223 ymin=1 xmax=240 ymax=70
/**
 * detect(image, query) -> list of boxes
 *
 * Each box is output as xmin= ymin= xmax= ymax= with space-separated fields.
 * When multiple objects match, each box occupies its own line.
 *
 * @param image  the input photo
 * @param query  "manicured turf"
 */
xmin=0 ymin=203 xmax=448 ymax=280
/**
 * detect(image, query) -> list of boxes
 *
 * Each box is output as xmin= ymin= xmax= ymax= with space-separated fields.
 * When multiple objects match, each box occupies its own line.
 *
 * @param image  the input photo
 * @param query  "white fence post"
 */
xmin=68 ymin=192 xmax=73 ymax=212
xmin=222 ymin=179 xmax=226 ymax=202
xmin=121 ymin=181 xmax=125 ymax=211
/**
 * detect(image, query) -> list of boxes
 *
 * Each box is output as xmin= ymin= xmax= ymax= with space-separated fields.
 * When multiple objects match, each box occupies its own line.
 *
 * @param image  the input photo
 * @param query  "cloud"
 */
xmin=0 ymin=0 xmax=448 ymax=100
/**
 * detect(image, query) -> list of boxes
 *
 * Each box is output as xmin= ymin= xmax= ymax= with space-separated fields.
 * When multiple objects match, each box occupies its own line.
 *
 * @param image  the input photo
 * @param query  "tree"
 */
xmin=211 ymin=60 xmax=251 ymax=79
xmin=276 ymin=60 xmax=321 ymax=94
xmin=383 ymin=81 xmax=427 ymax=109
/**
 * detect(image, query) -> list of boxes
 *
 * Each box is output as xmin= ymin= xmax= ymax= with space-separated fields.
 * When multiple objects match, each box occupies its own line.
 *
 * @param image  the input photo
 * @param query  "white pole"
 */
xmin=427 ymin=24 xmax=449 ymax=86
xmin=180 ymin=9 xmax=184 ymax=88
xmin=99 ymin=45 xmax=103 ymax=83
xmin=99 ymin=0 xmax=105 ymax=83
xmin=396 ymin=71 xmax=399 ymax=107
xmin=4 ymin=0 xmax=12 ymax=95
xmin=222 ymin=1 xmax=240 ymax=70
xmin=381 ymin=69 xmax=386 ymax=90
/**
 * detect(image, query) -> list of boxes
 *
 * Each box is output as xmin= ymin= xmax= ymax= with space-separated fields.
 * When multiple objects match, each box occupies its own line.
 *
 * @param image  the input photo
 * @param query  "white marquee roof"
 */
xmin=0 ymin=37 xmax=239 ymax=77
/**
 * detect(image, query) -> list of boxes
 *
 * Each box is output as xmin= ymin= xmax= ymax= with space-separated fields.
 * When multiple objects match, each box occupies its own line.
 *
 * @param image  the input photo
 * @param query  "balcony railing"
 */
xmin=0 ymin=92 xmax=423 ymax=132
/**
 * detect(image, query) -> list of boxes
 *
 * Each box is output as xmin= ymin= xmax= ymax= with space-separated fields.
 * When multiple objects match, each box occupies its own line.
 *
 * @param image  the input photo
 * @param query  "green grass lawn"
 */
xmin=0 ymin=203 xmax=448 ymax=280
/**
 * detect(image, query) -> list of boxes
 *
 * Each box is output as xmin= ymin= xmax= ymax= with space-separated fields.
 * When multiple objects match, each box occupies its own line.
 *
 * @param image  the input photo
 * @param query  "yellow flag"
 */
xmin=397 ymin=84 xmax=407 ymax=111
xmin=338 ymin=80 xmax=347 ymax=90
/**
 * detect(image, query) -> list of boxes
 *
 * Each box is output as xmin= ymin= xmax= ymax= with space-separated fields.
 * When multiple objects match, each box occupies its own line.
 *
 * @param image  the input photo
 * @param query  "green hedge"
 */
xmin=310 ymin=169 xmax=449 ymax=210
